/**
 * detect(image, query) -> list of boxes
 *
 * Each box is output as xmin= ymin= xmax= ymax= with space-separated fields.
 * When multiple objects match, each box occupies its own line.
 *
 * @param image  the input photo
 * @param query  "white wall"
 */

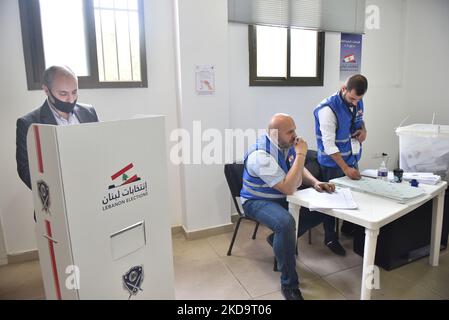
xmin=0 ymin=0 xmax=45 ymax=255
xmin=174 ymin=0 xmax=231 ymax=232
xmin=359 ymin=0 xmax=409 ymax=169
xmin=0 ymin=0 xmax=183 ymax=254
xmin=403 ymin=0 xmax=449 ymax=125
xmin=0 ymin=218 xmax=7 ymax=265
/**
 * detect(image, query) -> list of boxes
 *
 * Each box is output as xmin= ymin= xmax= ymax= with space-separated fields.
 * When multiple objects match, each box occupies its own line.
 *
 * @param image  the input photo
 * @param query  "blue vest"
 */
xmin=240 ymin=135 xmax=296 ymax=201
xmin=313 ymin=91 xmax=364 ymax=168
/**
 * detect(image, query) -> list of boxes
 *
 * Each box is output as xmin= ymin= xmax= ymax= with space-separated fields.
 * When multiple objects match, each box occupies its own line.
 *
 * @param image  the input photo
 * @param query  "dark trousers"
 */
xmin=243 ymin=198 xmax=338 ymax=289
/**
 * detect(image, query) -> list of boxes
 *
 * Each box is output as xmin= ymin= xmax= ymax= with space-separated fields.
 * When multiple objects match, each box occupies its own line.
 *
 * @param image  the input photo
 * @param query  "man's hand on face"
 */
xmin=294 ymin=137 xmax=308 ymax=156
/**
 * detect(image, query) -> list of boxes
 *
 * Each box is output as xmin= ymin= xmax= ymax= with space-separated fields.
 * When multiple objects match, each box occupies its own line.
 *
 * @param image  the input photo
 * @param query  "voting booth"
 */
xmin=27 ymin=116 xmax=174 ymax=299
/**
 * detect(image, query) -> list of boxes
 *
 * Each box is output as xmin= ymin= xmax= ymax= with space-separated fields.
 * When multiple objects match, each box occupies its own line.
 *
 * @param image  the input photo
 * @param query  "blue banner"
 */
xmin=340 ymin=33 xmax=362 ymax=81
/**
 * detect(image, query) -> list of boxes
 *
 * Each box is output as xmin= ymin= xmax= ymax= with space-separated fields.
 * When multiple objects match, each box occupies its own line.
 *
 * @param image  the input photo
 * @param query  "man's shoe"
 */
xmin=325 ymin=240 xmax=346 ymax=256
xmin=281 ymin=287 xmax=304 ymax=300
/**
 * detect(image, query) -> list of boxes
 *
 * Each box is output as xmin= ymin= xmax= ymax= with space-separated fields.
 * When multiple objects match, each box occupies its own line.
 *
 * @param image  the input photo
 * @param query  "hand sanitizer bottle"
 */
xmin=377 ymin=154 xmax=388 ymax=181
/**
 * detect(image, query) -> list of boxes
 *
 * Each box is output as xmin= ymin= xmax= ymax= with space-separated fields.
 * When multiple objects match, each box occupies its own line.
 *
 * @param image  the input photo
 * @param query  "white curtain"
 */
xmin=228 ymin=0 xmax=366 ymax=34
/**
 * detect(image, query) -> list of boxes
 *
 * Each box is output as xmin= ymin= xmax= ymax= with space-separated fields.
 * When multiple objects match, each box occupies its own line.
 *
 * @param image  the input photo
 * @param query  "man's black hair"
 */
xmin=346 ymin=74 xmax=368 ymax=96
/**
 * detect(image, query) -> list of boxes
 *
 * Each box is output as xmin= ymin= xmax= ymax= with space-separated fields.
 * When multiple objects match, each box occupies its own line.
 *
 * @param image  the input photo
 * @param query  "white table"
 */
xmin=287 ymin=181 xmax=447 ymax=300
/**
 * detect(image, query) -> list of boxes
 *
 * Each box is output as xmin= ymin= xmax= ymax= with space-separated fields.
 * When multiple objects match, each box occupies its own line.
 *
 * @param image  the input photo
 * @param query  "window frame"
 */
xmin=18 ymin=0 xmax=148 ymax=90
xmin=248 ymin=25 xmax=325 ymax=87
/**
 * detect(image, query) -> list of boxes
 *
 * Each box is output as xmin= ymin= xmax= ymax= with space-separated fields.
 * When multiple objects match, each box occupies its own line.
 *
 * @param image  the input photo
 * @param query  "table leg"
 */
xmin=430 ymin=191 xmax=445 ymax=266
xmin=288 ymin=202 xmax=300 ymax=246
xmin=361 ymin=228 xmax=379 ymax=300
xmin=288 ymin=202 xmax=302 ymax=262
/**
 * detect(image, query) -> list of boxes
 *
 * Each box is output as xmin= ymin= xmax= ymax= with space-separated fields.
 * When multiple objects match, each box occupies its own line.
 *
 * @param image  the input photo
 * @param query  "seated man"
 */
xmin=240 ymin=113 xmax=345 ymax=300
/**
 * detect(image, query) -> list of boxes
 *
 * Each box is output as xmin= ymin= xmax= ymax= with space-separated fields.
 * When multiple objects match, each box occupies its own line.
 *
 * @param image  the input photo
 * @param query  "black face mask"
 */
xmin=49 ymin=90 xmax=77 ymax=113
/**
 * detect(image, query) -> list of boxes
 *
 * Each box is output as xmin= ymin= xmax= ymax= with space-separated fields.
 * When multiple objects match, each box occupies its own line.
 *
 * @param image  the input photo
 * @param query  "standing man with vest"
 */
xmin=313 ymin=74 xmax=368 ymax=235
xmin=240 ymin=113 xmax=342 ymax=300
xmin=16 ymin=66 xmax=99 ymax=222
xmin=16 ymin=65 xmax=99 ymax=191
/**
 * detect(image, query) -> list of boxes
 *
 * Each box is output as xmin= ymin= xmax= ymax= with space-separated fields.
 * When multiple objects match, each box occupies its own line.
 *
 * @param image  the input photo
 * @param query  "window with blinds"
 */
xmin=229 ymin=0 xmax=366 ymax=34
xmin=235 ymin=0 xmax=365 ymax=86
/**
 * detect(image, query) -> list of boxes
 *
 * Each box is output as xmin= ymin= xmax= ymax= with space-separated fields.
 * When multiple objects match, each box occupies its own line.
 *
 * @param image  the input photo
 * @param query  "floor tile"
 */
xmin=297 ymin=228 xmax=363 ymax=277
xmin=0 ymin=260 xmax=45 ymax=300
xmin=174 ymin=258 xmax=250 ymax=300
xmin=324 ymin=265 xmax=443 ymax=300
xmin=387 ymin=250 xmax=449 ymax=299
xmin=300 ymin=278 xmax=346 ymax=300
xmin=1 ymin=225 xmax=448 ymax=300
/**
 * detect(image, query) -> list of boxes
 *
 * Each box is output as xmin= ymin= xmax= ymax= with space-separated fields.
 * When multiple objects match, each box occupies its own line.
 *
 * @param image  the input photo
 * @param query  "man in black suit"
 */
xmin=16 ymin=65 xmax=99 ymax=190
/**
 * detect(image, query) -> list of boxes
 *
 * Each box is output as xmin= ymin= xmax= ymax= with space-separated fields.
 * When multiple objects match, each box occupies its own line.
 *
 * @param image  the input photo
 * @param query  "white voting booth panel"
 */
xmin=27 ymin=116 xmax=174 ymax=299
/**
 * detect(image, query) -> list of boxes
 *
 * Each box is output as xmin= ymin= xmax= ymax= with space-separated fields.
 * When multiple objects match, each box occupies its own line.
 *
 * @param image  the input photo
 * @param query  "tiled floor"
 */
xmin=1 ymin=220 xmax=448 ymax=300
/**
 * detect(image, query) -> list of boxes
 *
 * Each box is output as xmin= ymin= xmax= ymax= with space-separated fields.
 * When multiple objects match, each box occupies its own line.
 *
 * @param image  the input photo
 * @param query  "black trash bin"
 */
xmin=352 ymin=191 xmax=449 ymax=271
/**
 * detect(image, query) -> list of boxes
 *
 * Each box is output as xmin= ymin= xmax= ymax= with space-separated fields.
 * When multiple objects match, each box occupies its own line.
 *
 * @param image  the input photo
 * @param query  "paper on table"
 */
xmin=307 ymin=187 xmax=358 ymax=210
xmin=361 ymin=169 xmax=441 ymax=185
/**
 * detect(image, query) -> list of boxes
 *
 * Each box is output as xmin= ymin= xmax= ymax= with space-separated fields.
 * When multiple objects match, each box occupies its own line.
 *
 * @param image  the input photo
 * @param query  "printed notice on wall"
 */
xmin=195 ymin=65 xmax=215 ymax=95
xmin=340 ymin=33 xmax=362 ymax=81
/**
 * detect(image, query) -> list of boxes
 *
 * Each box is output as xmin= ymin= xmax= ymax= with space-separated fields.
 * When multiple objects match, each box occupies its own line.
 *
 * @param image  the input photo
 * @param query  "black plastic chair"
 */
xmin=224 ymin=163 xmax=260 ymax=256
